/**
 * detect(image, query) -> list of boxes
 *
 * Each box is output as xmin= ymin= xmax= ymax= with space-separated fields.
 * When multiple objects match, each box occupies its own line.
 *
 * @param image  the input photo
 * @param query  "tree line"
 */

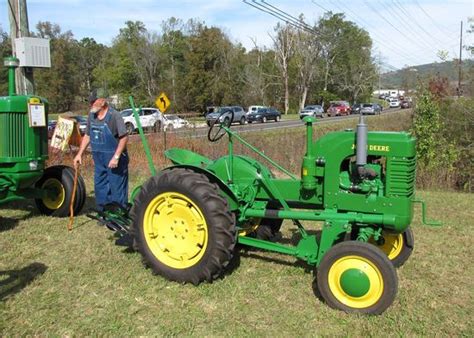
xmin=0 ymin=13 xmax=377 ymax=114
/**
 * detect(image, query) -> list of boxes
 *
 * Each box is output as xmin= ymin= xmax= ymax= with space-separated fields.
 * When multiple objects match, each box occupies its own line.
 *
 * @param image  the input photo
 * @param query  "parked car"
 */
xmin=400 ymin=100 xmax=412 ymax=109
xmin=360 ymin=103 xmax=382 ymax=115
xmin=389 ymin=98 xmax=400 ymax=108
xmin=351 ymin=103 xmax=363 ymax=115
xmin=204 ymin=106 xmax=218 ymax=117
xmin=246 ymin=105 xmax=266 ymax=116
xmin=247 ymin=107 xmax=281 ymax=123
xmin=70 ymin=115 xmax=88 ymax=135
xmin=120 ymin=107 xmax=163 ymax=134
xmin=327 ymin=101 xmax=351 ymax=117
xmin=299 ymin=105 xmax=324 ymax=119
xmin=206 ymin=106 xmax=246 ymax=126
xmin=162 ymin=114 xmax=189 ymax=131
xmin=48 ymin=120 xmax=57 ymax=139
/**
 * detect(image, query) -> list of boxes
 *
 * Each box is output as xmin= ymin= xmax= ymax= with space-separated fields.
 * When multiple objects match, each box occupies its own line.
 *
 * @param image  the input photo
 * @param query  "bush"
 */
xmin=439 ymin=97 xmax=473 ymax=191
xmin=411 ymin=91 xmax=458 ymax=189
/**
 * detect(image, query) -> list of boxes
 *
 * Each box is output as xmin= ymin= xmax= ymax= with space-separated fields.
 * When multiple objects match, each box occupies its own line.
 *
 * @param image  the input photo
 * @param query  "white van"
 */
xmin=247 ymin=105 xmax=266 ymax=115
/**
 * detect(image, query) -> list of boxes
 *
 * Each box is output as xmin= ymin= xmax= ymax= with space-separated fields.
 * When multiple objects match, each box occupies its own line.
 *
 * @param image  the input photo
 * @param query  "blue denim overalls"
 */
xmin=90 ymin=111 xmax=129 ymax=210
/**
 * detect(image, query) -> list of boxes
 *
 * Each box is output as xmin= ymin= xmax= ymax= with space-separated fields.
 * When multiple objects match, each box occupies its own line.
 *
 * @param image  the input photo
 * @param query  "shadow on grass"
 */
xmin=1 ymin=195 xmax=98 ymax=232
xmin=0 ymin=200 xmax=36 ymax=232
xmin=0 ymin=262 xmax=48 ymax=301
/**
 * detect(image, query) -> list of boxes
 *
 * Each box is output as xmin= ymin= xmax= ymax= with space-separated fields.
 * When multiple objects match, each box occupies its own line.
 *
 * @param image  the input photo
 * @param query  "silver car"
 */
xmin=299 ymin=105 xmax=324 ymax=119
xmin=206 ymin=106 xmax=246 ymax=126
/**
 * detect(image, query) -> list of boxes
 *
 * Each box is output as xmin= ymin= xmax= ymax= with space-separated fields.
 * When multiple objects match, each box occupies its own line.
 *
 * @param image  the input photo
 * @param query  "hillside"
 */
xmin=381 ymin=59 xmax=474 ymax=88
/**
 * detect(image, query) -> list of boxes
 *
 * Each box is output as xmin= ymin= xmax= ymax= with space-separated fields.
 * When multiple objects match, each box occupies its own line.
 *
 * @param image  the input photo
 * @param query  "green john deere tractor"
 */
xmin=98 ymin=98 xmax=439 ymax=315
xmin=0 ymin=57 xmax=86 ymax=217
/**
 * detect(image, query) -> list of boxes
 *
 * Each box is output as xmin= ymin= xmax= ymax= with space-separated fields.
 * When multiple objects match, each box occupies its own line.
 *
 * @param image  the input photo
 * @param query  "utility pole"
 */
xmin=457 ymin=20 xmax=463 ymax=97
xmin=8 ymin=0 xmax=35 ymax=94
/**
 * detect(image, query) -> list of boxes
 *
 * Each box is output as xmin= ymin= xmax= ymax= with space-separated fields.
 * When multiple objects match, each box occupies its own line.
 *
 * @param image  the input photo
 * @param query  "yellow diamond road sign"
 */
xmin=156 ymin=92 xmax=171 ymax=112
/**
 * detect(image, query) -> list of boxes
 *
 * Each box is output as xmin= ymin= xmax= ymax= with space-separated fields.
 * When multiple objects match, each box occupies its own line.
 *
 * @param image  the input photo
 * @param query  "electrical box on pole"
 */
xmin=14 ymin=37 xmax=51 ymax=68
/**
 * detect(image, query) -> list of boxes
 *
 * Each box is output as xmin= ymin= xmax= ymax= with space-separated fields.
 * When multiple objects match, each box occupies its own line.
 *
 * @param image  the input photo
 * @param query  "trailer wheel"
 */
xmin=370 ymin=228 xmax=414 ymax=268
xmin=316 ymin=241 xmax=398 ymax=315
xmin=35 ymin=165 xmax=85 ymax=217
xmin=131 ymin=168 xmax=236 ymax=284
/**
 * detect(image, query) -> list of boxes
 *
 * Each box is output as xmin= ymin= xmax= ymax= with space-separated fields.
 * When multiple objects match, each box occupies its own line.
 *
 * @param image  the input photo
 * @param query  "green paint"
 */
xmin=129 ymin=96 xmax=156 ymax=176
xmin=0 ymin=57 xmax=49 ymax=206
xmin=129 ymin=97 xmax=440 ymax=268
xmin=340 ymin=268 xmax=370 ymax=297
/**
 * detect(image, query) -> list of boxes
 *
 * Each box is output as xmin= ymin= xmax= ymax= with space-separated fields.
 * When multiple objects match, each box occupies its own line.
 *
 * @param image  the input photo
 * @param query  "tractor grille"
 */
xmin=0 ymin=112 xmax=27 ymax=158
xmin=386 ymin=156 xmax=416 ymax=197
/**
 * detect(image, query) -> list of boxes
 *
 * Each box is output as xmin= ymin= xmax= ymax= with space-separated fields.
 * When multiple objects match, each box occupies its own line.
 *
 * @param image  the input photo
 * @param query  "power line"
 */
xmin=413 ymin=0 xmax=457 ymax=39
xmin=314 ymin=0 xmax=423 ymax=66
xmin=363 ymin=0 xmax=435 ymax=52
xmin=261 ymin=0 xmax=317 ymax=33
xmin=243 ymin=0 xmax=317 ymax=35
xmin=391 ymin=0 xmax=447 ymax=49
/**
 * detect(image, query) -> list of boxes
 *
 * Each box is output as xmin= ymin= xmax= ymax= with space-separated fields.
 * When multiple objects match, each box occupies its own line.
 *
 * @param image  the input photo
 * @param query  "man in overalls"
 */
xmin=73 ymin=98 xmax=129 ymax=211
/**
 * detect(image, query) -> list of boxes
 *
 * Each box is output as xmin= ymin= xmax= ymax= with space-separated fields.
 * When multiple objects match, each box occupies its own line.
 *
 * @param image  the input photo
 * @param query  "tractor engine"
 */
xmin=307 ymin=116 xmax=417 ymax=232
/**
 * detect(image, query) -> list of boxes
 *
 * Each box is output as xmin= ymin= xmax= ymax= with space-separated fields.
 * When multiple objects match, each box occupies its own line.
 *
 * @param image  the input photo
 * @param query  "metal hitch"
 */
xmin=87 ymin=202 xmax=133 ymax=236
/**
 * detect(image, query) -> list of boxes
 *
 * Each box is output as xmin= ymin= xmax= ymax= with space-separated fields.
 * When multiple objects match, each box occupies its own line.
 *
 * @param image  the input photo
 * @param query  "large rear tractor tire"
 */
xmin=35 ymin=165 xmax=86 ymax=217
xmin=315 ymin=241 xmax=398 ymax=315
xmin=131 ymin=168 xmax=236 ymax=284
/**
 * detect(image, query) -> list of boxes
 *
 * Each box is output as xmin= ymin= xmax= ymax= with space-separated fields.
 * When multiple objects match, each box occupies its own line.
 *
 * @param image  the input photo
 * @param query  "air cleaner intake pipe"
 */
xmin=4 ymin=57 xmax=19 ymax=96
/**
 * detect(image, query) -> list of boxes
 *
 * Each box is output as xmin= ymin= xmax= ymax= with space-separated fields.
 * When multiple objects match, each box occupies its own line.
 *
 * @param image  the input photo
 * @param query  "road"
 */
xmin=130 ymin=107 xmax=408 ymax=141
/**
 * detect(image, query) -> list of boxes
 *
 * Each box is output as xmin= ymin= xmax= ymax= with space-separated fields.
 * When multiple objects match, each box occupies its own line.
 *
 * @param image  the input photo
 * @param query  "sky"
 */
xmin=0 ymin=0 xmax=472 ymax=70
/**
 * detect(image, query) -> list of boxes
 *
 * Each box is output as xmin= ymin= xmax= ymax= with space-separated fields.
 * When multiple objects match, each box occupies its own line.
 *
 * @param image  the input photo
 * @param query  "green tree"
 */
xmin=0 ymin=26 xmax=12 ymax=96
xmin=183 ymin=25 xmax=236 ymax=111
xmin=34 ymin=21 xmax=80 ymax=112
xmin=77 ymin=38 xmax=107 ymax=98
xmin=94 ymin=21 xmax=146 ymax=105
xmin=411 ymin=91 xmax=458 ymax=188
xmin=270 ymin=23 xmax=296 ymax=114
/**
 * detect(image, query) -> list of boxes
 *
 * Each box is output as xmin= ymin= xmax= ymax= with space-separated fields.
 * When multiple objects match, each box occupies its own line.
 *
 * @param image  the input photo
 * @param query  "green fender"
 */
xmin=160 ymin=164 xmax=240 ymax=211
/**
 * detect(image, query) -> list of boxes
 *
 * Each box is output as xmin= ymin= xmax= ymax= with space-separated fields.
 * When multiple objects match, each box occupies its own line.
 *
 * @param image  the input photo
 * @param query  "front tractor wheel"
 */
xmin=35 ymin=165 xmax=86 ymax=217
xmin=316 ymin=241 xmax=398 ymax=315
xmin=370 ymin=228 xmax=414 ymax=268
xmin=131 ymin=168 xmax=236 ymax=285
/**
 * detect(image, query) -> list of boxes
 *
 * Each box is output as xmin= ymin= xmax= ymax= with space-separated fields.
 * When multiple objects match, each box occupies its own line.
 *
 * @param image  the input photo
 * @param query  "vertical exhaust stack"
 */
xmin=356 ymin=113 xmax=376 ymax=179
xmin=356 ymin=113 xmax=368 ymax=169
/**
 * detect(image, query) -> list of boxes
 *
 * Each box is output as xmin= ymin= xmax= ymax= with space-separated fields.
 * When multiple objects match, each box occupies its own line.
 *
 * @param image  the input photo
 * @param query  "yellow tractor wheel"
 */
xmin=131 ymin=168 xmax=236 ymax=285
xmin=316 ymin=241 xmax=398 ymax=315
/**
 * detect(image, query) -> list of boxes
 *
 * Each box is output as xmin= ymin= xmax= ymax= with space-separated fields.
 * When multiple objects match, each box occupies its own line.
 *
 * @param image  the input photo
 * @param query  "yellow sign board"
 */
xmin=51 ymin=116 xmax=82 ymax=151
xmin=155 ymin=92 xmax=171 ymax=112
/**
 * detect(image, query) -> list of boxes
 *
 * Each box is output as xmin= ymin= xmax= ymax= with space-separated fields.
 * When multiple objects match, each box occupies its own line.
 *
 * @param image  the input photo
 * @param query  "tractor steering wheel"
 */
xmin=207 ymin=109 xmax=234 ymax=142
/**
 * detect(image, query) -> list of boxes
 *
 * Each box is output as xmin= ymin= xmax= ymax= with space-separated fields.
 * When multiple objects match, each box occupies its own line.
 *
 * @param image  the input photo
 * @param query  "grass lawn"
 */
xmin=0 ymin=185 xmax=472 ymax=335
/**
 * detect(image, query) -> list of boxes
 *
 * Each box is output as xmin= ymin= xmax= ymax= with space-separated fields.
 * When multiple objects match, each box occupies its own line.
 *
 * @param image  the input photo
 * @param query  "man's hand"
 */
xmin=108 ymin=157 xmax=119 ymax=169
xmin=73 ymin=154 xmax=82 ymax=168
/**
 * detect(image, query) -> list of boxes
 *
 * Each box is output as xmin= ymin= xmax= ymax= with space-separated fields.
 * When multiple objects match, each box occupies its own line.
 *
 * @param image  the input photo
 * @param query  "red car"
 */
xmin=327 ymin=101 xmax=351 ymax=117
